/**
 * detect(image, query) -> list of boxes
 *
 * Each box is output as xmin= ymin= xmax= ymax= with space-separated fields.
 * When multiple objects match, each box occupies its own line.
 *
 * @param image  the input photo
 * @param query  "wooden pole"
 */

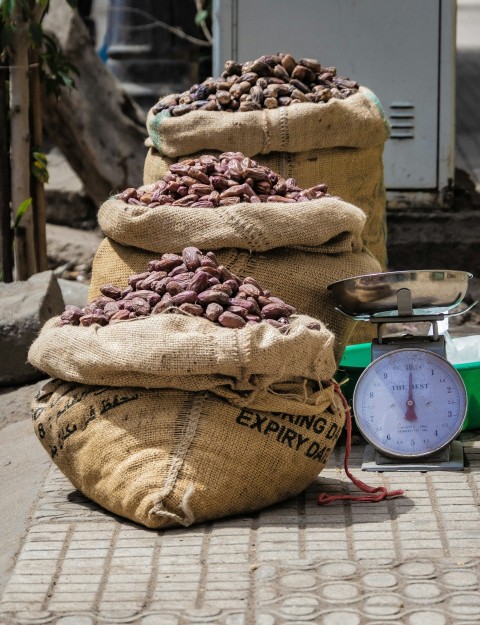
xmin=29 ymin=46 xmax=48 ymax=272
xmin=9 ymin=4 xmax=37 ymax=280
xmin=0 ymin=60 xmax=13 ymax=282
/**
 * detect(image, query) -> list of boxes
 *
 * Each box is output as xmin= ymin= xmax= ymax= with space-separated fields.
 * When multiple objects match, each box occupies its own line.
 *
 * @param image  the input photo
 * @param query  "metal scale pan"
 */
xmin=327 ymin=269 xmax=474 ymax=320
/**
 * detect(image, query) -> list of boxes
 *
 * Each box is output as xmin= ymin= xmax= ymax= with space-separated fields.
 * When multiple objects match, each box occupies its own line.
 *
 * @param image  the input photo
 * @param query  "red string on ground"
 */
xmin=317 ymin=382 xmax=404 ymax=505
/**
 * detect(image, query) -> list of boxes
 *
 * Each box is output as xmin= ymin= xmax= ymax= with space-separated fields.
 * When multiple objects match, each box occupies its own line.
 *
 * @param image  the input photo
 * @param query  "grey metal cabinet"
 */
xmin=213 ymin=0 xmax=456 ymax=207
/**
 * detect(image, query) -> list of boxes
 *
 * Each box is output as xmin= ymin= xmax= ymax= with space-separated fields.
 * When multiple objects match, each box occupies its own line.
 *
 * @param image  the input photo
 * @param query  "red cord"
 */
xmin=317 ymin=382 xmax=404 ymax=505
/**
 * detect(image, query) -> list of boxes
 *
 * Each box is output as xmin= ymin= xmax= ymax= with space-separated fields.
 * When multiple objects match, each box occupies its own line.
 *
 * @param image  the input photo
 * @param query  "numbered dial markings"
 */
xmin=353 ymin=349 xmax=467 ymax=458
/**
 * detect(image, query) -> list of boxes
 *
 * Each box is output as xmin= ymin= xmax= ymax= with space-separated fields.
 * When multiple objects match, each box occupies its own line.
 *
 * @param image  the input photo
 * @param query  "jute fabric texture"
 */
xmin=90 ymin=194 xmax=381 ymax=360
xmin=30 ymin=312 xmax=344 ymax=529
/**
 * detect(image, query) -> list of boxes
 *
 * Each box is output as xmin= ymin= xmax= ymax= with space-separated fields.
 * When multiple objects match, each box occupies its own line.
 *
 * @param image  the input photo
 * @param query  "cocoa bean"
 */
xmin=179 ymin=303 xmax=204 ymax=316
xmin=218 ymin=311 xmax=246 ymax=328
xmin=281 ymin=53 xmax=296 ymax=74
xmin=170 ymin=290 xmax=199 ymax=306
xmin=188 ymin=270 xmax=210 ymax=293
xmin=197 ymin=289 xmax=230 ymax=305
xmin=182 ymin=246 xmax=202 ymax=271
xmin=238 ymin=283 xmax=261 ymax=298
xmin=61 ymin=246 xmax=297 ymax=332
xmin=261 ymin=302 xmax=293 ymax=319
xmin=128 ymin=272 xmax=150 ymax=288
xmin=226 ymin=305 xmax=248 ymax=318
xmin=205 ymin=302 xmax=224 ymax=321
xmin=166 ymin=280 xmax=184 ymax=295
xmin=109 ymin=310 xmax=131 ymax=323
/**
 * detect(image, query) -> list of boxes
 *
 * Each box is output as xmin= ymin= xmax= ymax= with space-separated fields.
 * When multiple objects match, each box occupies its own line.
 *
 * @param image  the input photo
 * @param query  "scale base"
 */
xmin=361 ymin=440 xmax=464 ymax=472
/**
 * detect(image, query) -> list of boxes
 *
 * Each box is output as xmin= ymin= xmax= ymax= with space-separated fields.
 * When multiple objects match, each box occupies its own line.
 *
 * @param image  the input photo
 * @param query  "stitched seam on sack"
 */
xmin=221 ymin=207 xmax=271 ymax=251
xmin=280 ymin=106 xmax=289 ymax=152
xmin=261 ymin=109 xmax=271 ymax=154
xmin=151 ymin=392 xmax=206 ymax=513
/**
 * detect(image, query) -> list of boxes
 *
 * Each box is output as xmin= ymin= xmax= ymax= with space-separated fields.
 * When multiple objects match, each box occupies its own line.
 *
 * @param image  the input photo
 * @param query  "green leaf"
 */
xmin=32 ymin=149 xmax=49 ymax=183
xmin=195 ymin=9 xmax=208 ymax=25
xmin=14 ymin=198 xmax=32 ymax=229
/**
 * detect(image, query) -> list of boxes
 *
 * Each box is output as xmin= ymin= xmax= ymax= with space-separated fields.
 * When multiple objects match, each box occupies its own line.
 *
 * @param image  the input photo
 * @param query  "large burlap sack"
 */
xmin=29 ymin=313 xmax=344 ymax=528
xmin=32 ymin=379 xmax=344 ymax=529
xmin=144 ymin=87 xmax=390 ymax=268
xmin=90 ymin=194 xmax=381 ymax=360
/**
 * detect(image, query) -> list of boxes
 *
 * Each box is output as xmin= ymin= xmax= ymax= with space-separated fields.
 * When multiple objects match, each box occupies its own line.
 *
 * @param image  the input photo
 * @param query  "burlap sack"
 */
xmin=28 ymin=313 xmax=336 ymax=391
xmin=90 ymin=194 xmax=381 ymax=360
xmin=144 ymin=87 xmax=390 ymax=269
xmin=32 ymin=379 xmax=344 ymax=529
xmin=29 ymin=313 xmax=344 ymax=528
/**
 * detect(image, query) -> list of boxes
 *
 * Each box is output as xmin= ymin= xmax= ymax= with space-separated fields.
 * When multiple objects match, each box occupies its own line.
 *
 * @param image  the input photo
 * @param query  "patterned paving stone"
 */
xmin=2 ymin=433 xmax=480 ymax=624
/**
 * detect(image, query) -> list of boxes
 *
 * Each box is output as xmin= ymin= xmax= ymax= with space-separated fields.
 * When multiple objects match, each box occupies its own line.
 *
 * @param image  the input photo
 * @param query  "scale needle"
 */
xmin=404 ymin=371 xmax=418 ymax=421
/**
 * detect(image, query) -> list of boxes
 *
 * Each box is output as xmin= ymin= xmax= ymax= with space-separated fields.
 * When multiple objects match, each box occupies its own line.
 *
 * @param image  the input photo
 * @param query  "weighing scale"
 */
xmin=328 ymin=270 xmax=477 ymax=472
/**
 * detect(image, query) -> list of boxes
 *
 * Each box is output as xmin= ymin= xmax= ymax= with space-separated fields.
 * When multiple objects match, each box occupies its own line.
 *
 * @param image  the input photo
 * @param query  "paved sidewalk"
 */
xmin=1 ymin=430 xmax=480 ymax=625
xmin=1 ymin=6 xmax=479 ymax=625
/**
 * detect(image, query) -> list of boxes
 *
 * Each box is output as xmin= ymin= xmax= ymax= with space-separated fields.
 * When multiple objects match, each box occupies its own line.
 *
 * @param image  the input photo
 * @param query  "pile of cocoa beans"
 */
xmin=153 ymin=53 xmax=359 ymax=116
xmin=121 ymin=152 xmax=328 ymax=208
xmin=61 ymin=247 xmax=320 ymax=332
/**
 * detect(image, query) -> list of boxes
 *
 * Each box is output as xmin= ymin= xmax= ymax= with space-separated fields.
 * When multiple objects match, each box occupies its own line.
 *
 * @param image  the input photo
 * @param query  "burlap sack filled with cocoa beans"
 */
xmin=89 ymin=194 xmax=381 ymax=361
xmin=29 ymin=313 xmax=345 ymax=529
xmin=144 ymin=87 xmax=390 ymax=268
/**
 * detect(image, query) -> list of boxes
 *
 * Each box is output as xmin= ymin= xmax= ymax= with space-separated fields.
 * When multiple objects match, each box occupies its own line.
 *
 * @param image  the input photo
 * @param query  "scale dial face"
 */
xmin=353 ymin=348 xmax=467 ymax=458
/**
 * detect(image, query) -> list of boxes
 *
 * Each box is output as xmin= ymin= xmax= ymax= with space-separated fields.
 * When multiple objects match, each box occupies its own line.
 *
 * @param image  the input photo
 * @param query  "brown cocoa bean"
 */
xmin=170 ymin=290 xmax=199 ymax=306
xmin=243 ymin=276 xmax=263 ymax=291
xmin=179 ymin=303 xmax=204 ymax=316
xmin=204 ymin=302 xmax=224 ymax=321
xmin=123 ymin=297 xmax=151 ymax=315
xmin=261 ymin=303 xmax=293 ymax=319
xmin=218 ymin=311 xmax=246 ymax=328
xmin=224 ymin=279 xmax=239 ymax=294
xmin=165 ymin=280 xmax=183 ymax=295
xmin=238 ymin=283 xmax=261 ymax=298
xmin=100 ymin=284 xmax=122 ymax=299
xmin=128 ymin=272 xmax=150 ymax=288
xmin=268 ymin=297 xmax=296 ymax=314
xmin=226 ymin=305 xmax=248 ymax=319
xmin=181 ymin=246 xmax=202 ymax=271
xmin=188 ymin=271 xmax=210 ymax=293
xmin=197 ymin=289 xmax=230 ymax=306
xmin=109 ymin=310 xmax=131 ymax=323
xmin=211 ymin=283 xmax=233 ymax=296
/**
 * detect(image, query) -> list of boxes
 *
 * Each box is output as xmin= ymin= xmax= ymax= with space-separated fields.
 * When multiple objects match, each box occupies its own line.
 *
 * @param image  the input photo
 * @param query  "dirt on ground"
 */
xmin=0 ymin=379 xmax=48 ymax=431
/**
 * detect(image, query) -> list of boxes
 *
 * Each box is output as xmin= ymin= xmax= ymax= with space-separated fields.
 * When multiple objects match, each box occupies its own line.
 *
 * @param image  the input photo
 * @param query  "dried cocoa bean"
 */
xmin=218 ymin=311 xmax=246 ymax=328
xmin=109 ymin=310 xmax=131 ymax=323
xmin=100 ymin=284 xmax=122 ymax=299
xmin=261 ymin=303 xmax=293 ymax=319
xmin=170 ymin=290 xmax=199 ymax=306
xmin=177 ymin=303 xmax=203 ymax=316
xmin=197 ymin=289 xmax=230 ymax=306
xmin=204 ymin=302 xmax=224 ymax=321
xmin=61 ymin=247 xmax=299 ymax=332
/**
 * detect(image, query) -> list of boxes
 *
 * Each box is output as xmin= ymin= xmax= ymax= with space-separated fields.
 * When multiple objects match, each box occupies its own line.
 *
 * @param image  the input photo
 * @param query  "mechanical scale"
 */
xmin=328 ymin=270 xmax=477 ymax=471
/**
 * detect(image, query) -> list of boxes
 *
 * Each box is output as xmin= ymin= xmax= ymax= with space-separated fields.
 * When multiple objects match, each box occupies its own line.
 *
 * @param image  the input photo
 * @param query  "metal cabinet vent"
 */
xmin=389 ymin=102 xmax=415 ymax=140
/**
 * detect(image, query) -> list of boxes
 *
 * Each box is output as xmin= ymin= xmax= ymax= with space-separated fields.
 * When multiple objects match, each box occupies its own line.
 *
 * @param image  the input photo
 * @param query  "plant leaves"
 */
xmin=195 ymin=9 xmax=208 ymax=25
xmin=32 ymin=150 xmax=49 ymax=183
xmin=14 ymin=198 xmax=32 ymax=229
